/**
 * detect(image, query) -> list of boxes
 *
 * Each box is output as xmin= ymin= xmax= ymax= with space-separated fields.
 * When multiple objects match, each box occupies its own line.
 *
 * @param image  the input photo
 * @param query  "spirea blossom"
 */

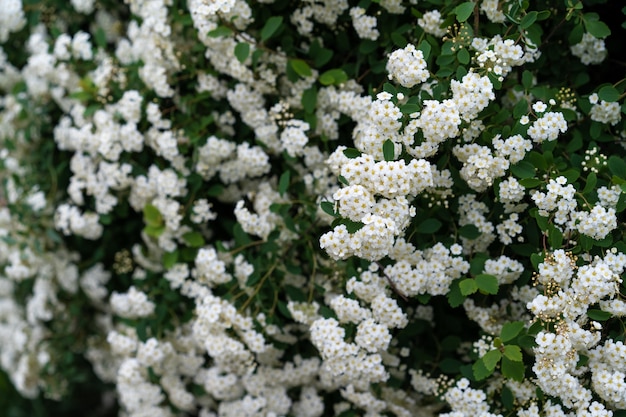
xmin=386 ymin=44 xmax=429 ymax=88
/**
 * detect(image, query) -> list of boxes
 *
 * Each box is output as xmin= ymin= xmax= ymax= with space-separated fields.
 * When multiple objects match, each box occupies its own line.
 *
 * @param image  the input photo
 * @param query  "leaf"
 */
xmin=143 ymin=204 xmax=163 ymax=227
xmin=183 ymin=231 xmax=205 ymax=248
xmin=476 ymin=274 xmax=499 ymax=295
xmin=501 ymin=356 xmax=525 ymax=381
xmin=418 ymin=218 xmax=442 ymax=234
xmin=457 ymin=47 xmax=470 ymax=64
xmin=455 ymin=2 xmax=475 ymax=22
xmin=598 ymin=85 xmax=620 ymax=102
xmin=519 ymin=178 xmax=543 ymax=188
xmin=261 ymin=16 xmax=283 ymax=41
xmin=321 ymin=201 xmax=337 ymax=217
xmin=472 ymin=357 xmax=492 ymax=381
xmin=511 ymin=161 xmax=536 ymax=179
xmin=343 ymin=148 xmax=361 ymax=158
xmin=548 ymin=224 xmax=563 ymax=249
xmin=289 ymin=59 xmax=312 ymax=78
xmin=447 ymin=281 xmax=465 ymax=308
xmin=162 ymin=251 xmax=179 ymax=269
xmin=459 ymin=278 xmax=478 ymax=296
xmin=609 ymin=156 xmax=626 ymax=178
xmin=302 ymin=86 xmax=317 ymax=114
xmin=584 ymin=18 xmax=611 ymax=39
xmin=503 ymin=345 xmax=523 ymax=362
xmin=319 ymin=68 xmax=348 ymax=86
xmin=234 ymin=42 xmax=250 ymax=63
xmin=520 ymin=11 xmax=538 ymax=29
xmin=278 ymin=170 xmax=290 ymax=197
xmin=418 ymin=39 xmax=432 ymax=59
xmin=382 ymin=139 xmax=395 ymax=162
xmin=587 ymin=309 xmax=612 ymax=321
xmin=582 ymin=172 xmax=597 ymax=194
xmin=208 ymin=26 xmax=233 ymax=38
xmin=459 ymin=224 xmax=481 ymax=239
xmin=501 ymin=321 xmax=525 ymax=343
xmin=501 ymin=385 xmax=515 ymax=410
xmin=483 ymin=349 xmax=502 ymax=371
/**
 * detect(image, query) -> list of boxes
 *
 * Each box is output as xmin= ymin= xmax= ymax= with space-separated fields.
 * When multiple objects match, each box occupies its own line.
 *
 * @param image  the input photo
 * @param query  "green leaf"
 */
xmin=459 ymin=224 xmax=481 ymax=239
xmin=503 ymin=345 xmax=523 ymax=362
xmin=459 ymin=278 xmax=478 ymax=296
xmin=520 ymin=11 xmax=538 ymax=29
xmin=447 ymin=281 xmax=465 ymax=308
xmin=587 ymin=309 xmax=612 ymax=321
xmin=548 ymin=224 xmax=563 ymax=249
xmin=598 ymin=85 xmax=620 ymax=102
xmin=609 ymin=156 xmax=626 ymax=178
xmin=234 ymin=42 xmax=250 ymax=63
xmin=472 ymin=357 xmax=492 ymax=381
xmin=343 ymin=148 xmax=361 ymax=158
xmin=289 ymin=59 xmax=312 ymax=78
xmin=418 ymin=218 xmax=442 ymax=234
xmin=519 ymin=178 xmax=543 ymax=188
xmin=302 ymin=86 xmax=317 ymax=114
xmin=501 ymin=321 xmax=525 ymax=343
xmin=511 ymin=161 xmax=536 ymax=179
xmin=455 ymin=2 xmax=475 ymax=22
xmin=457 ymin=47 xmax=470 ymax=64
xmin=418 ymin=39 xmax=432 ymax=59
xmin=144 ymin=224 xmax=165 ymax=238
xmin=400 ymin=104 xmax=420 ymax=114
xmin=501 ymin=356 xmax=525 ymax=381
xmin=162 ymin=251 xmax=179 ymax=269
xmin=278 ymin=171 xmax=291 ymax=197
xmin=501 ymin=385 xmax=515 ymax=410
xmin=183 ymin=231 xmax=205 ymax=248
xmin=261 ymin=16 xmax=283 ymax=41
xmin=582 ymin=172 xmax=597 ymax=194
xmin=584 ymin=17 xmax=611 ymax=38
xmin=483 ymin=349 xmax=502 ymax=371
xmin=475 ymin=274 xmax=499 ymax=295
xmin=391 ymin=31 xmax=408 ymax=47
xmin=143 ymin=204 xmax=163 ymax=227
xmin=383 ymin=139 xmax=395 ymax=161
xmin=321 ymin=201 xmax=337 ymax=217
xmin=319 ymin=68 xmax=348 ymax=86
xmin=208 ymin=26 xmax=233 ymax=38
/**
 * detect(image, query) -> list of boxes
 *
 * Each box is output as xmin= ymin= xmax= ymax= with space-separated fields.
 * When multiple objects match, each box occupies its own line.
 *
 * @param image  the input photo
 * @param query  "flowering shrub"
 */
xmin=2 ymin=0 xmax=626 ymax=416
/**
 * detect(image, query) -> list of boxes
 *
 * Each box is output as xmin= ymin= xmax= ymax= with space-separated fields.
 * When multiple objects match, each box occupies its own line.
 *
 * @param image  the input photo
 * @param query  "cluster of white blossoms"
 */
xmin=571 ymin=32 xmax=607 ymax=65
xmin=350 ymin=7 xmax=380 ymax=40
xmin=528 ymin=250 xmax=626 ymax=414
xmin=527 ymin=110 xmax=568 ymax=143
xmin=589 ymin=93 xmax=622 ymax=125
xmin=417 ymin=10 xmax=447 ymax=37
xmin=386 ymin=43 xmax=429 ymax=88
xmin=0 ymin=0 xmax=26 ymax=43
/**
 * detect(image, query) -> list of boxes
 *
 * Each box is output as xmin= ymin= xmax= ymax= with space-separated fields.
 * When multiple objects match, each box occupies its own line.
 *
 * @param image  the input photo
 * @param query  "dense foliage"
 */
xmin=1 ymin=0 xmax=626 ymax=416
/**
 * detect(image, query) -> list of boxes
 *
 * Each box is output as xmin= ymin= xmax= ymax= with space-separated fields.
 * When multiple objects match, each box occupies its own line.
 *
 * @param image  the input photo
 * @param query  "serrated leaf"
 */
xmin=483 ymin=349 xmax=502 ymax=371
xmin=447 ymin=281 xmax=465 ymax=308
xmin=501 ymin=321 xmax=525 ymax=343
xmin=183 ymin=231 xmax=205 ymax=248
xmin=320 ymin=201 xmax=336 ymax=217
xmin=501 ymin=356 xmax=525 ymax=381
xmin=459 ymin=278 xmax=478 ymax=296
xmin=455 ymin=2 xmax=475 ymax=22
xmin=400 ymin=103 xmax=420 ymax=114
xmin=261 ymin=16 xmax=283 ymax=41
xmin=598 ymin=85 xmax=620 ymax=102
xmin=459 ymin=224 xmax=481 ymax=239
xmin=418 ymin=218 xmax=442 ymax=234
xmin=289 ymin=59 xmax=312 ymax=78
xmin=418 ymin=39 xmax=432 ymax=59
xmin=503 ymin=345 xmax=523 ymax=362
xmin=234 ymin=42 xmax=250 ymax=63
xmin=383 ymin=139 xmax=395 ymax=161
xmin=476 ymin=274 xmax=499 ymax=295
xmin=278 ymin=170 xmax=290 ymax=197
xmin=587 ymin=309 xmax=612 ymax=321
xmin=343 ymin=148 xmax=361 ymax=158
xmin=472 ymin=357 xmax=492 ymax=381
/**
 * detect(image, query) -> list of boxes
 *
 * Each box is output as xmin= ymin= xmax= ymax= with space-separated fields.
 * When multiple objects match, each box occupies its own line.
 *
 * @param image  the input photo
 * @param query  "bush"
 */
xmin=1 ymin=0 xmax=626 ymax=416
